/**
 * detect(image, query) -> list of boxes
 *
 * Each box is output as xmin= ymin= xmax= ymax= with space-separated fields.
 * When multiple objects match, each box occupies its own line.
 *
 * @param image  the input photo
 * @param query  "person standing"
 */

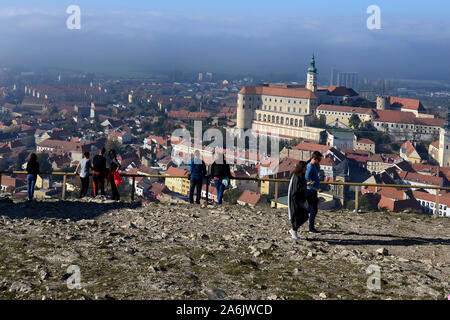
xmin=26 ymin=153 xmax=40 ymax=201
xmin=92 ymin=148 xmax=107 ymax=197
xmin=189 ymin=150 xmax=206 ymax=204
xmin=305 ymin=151 xmax=323 ymax=234
xmin=209 ymin=152 xmax=231 ymax=205
xmin=75 ymin=151 xmax=92 ymax=199
xmin=108 ymin=149 xmax=121 ymax=201
xmin=288 ymin=161 xmax=313 ymax=240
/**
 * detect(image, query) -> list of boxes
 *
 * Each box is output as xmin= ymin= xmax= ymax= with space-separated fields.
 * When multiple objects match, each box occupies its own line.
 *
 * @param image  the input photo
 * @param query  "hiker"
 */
xmin=75 ymin=151 xmax=92 ymax=199
xmin=305 ymin=151 xmax=323 ymax=234
xmin=209 ymin=152 xmax=231 ymax=205
xmin=108 ymin=149 xmax=121 ymax=201
xmin=189 ymin=150 xmax=206 ymax=204
xmin=26 ymin=153 xmax=40 ymax=201
xmin=92 ymin=148 xmax=107 ymax=197
xmin=288 ymin=161 xmax=315 ymax=240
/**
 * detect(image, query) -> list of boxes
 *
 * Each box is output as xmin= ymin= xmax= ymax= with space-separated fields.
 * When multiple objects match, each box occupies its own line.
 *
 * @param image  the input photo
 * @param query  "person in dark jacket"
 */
xmin=209 ymin=152 xmax=231 ymax=205
xmin=92 ymin=148 xmax=107 ymax=197
xmin=305 ymin=151 xmax=323 ymax=234
xmin=26 ymin=153 xmax=40 ymax=201
xmin=287 ymin=161 xmax=313 ymax=240
xmin=189 ymin=150 xmax=206 ymax=204
xmin=108 ymin=149 xmax=121 ymax=201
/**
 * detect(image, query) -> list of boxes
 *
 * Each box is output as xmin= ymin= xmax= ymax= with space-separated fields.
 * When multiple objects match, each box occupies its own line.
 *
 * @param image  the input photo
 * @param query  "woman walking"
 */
xmin=75 ymin=151 xmax=92 ymax=198
xmin=287 ymin=161 xmax=312 ymax=240
xmin=108 ymin=150 xmax=121 ymax=201
xmin=209 ymin=152 xmax=231 ymax=205
xmin=26 ymin=153 xmax=40 ymax=201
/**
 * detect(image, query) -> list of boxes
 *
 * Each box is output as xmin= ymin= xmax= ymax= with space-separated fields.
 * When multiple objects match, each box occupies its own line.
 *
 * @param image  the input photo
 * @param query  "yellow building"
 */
xmin=316 ymin=104 xmax=375 ymax=128
xmin=354 ymin=138 xmax=375 ymax=154
xmin=400 ymin=141 xmax=421 ymax=164
xmin=165 ymin=166 xmax=190 ymax=196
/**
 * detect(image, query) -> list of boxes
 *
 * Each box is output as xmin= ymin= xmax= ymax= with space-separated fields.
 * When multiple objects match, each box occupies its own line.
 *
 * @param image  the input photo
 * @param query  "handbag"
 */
xmin=113 ymin=171 xmax=123 ymax=186
xmin=222 ymin=177 xmax=229 ymax=187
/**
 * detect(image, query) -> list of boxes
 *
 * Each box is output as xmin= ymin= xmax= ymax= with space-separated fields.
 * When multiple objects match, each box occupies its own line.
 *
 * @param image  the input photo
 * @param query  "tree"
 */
xmin=105 ymin=139 xmax=125 ymax=155
xmin=37 ymin=153 xmax=52 ymax=173
xmin=348 ymin=114 xmax=361 ymax=129
xmin=319 ymin=131 xmax=328 ymax=145
xmin=310 ymin=115 xmax=326 ymax=128
xmin=15 ymin=151 xmax=28 ymax=170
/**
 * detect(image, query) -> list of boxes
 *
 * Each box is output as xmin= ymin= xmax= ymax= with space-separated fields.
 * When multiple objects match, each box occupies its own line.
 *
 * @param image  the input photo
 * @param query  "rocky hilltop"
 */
xmin=0 ymin=196 xmax=448 ymax=300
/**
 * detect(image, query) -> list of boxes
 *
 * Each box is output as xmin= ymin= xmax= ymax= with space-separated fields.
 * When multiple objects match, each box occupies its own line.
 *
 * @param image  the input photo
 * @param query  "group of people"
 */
xmin=287 ymin=151 xmax=323 ymax=240
xmin=24 ymin=147 xmax=122 ymax=201
xmin=74 ymin=147 xmax=122 ymax=200
xmin=188 ymin=151 xmax=231 ymax=205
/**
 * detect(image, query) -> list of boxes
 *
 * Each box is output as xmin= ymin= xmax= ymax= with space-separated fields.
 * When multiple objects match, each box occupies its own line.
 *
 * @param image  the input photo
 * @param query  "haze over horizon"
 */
xmin=0 ymin=0 xmax=449 ymax=81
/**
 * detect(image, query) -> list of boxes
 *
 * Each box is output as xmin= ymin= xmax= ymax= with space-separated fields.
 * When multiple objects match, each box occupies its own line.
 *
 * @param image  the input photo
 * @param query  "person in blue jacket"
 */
xmin=305 ymin=151 xmax=323 ymax=234
xmin=189 ymin=150 xmax=207 ymax=204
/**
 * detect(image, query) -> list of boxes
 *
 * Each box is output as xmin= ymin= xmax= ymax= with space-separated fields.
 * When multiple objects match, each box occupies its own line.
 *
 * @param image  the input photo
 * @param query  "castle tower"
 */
xmin=376 ymin=95 xmax=390 ymax=110
xmin=306 ymin=54 xmax=318 ymax=92
xmin=236 ymin=91 xmax=253 ymax=129
xmin=438 ymin=110 xmax=450 ymax=167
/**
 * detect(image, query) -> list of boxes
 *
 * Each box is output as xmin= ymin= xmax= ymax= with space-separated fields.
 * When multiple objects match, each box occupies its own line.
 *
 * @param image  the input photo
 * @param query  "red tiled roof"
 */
xmin=317 ymin=104 xmax=374 ymax=115
xmin=389 ymin=96 xmax=424 ymax=111
xmin=412 ymin=190 xmax=450 ymax=207
xmin=166 ymin=166 xmax=189 ymax=177
xmin=398 ymin=171 xmax=443 ymax=186
xmin=356 ymin=138 xmax=375 ymax=145
xmin=237 ymin=190 xmax=262 ymax=206
xmin=239 ymin=86 xmax=317 ymax=99
xmin=374 ymin=110 xmax=445 ymax=127
xmin=327 ymin=86 xmax=359 ymax=97
xmin=400 ymin=141 xmax=417 ymax=157
xmin=430 ymin=140 xmax=439 ymax=149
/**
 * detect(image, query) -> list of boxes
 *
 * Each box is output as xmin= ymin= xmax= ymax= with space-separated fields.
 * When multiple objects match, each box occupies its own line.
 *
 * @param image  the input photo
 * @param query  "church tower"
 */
xmin=306 ymin=54 xmax=318 ymax=92
xmin=438 ymin=110 xmax=450 ymax=167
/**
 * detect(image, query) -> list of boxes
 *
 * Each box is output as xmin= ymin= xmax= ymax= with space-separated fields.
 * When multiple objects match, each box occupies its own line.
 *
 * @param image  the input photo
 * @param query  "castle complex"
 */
xmin=236 ymin=55 xmax=358 ymax=142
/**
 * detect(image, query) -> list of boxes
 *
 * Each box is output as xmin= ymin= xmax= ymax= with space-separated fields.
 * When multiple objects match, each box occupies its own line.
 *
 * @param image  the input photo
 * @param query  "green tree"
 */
xmin=15 ymin=151 xmax=28 ymax=170
xmin=310 ymin=115 xmax=326 ymax=128
xmin=37 ymin=153 xmax=52 ymax=173
xmin=319 ymin=131 xmax=328 ymax=145
xmin=348 ymin=114 xmax=361 ymax=129
xmin=105 ymin=139 xmax=125 ymax=155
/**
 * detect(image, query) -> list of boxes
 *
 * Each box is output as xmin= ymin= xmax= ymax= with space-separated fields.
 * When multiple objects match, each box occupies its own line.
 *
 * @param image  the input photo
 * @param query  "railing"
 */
xmin=1 ymin=171 xmax=450 ymax=215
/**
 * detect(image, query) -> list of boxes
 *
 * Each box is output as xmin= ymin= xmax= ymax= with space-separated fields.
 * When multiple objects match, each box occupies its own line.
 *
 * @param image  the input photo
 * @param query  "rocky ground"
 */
xmin=0 ymin=196 xmax=448 ymax=300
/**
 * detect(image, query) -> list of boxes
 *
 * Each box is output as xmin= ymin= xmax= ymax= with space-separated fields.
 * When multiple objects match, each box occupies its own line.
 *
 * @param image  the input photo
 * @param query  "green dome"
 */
xmin=308 ymin=54 xmax=317 ymax=74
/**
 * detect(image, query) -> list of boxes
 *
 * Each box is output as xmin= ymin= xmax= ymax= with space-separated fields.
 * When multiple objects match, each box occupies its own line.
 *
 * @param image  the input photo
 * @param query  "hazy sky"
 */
xmin=0 ymin=0 xmax=449 ymax=81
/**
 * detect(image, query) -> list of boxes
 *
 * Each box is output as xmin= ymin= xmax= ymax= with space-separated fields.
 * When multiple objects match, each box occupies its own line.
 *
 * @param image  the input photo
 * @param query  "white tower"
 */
xmin=236 ymin=91 xmax=253 ymax=129
xmin=438 ymin=111 xmax=450 ymax=167
xmin=306 ymin=54 xmax=318 ymax=92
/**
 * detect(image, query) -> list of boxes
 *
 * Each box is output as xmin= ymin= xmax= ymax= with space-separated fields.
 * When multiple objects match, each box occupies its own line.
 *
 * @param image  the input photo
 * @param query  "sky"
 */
xmin=0 ymin=0 xmax=449 ymax=81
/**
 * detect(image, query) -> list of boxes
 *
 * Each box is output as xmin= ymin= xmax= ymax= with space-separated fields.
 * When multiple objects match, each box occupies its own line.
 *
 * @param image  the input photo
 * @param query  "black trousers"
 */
xmin=110 ymin=175 xmax=120 ymax=201
xmin=306 ymin=190 xmax=319 ymax=231
xmin=79 ymin=176 xmax=90 ymax=198
xmin=189 ymin=177 xmax=203 ymax=203
xmin=291 ymin=206 xmax=309 ymax=231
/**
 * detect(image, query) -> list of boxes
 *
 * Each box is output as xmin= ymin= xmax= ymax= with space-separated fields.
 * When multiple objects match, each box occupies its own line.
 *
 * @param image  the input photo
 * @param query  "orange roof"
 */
xmin=237 ymin=190 xmax=262 ymax=206
xmin=374 ymin=110 xmax=445 ymax=127
xmin=430 ymin=140 xmax=439 ymax=149
xmin=239 ymin=86 xmax=317 ymax=100
xmin=166 ymin=166 xmax=189 ymax=176
xmin=326 ymin=86 xmax=359 ymax=97
xmin=400 ymin=141 xmax=417 ymax=157
xmin=356 ymin=138 xmax=375 ymax=145
xmin=398 ymin=171 xmax=443 ymax=186
xmin=389 ymin=96 xmax=424 ymax=111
